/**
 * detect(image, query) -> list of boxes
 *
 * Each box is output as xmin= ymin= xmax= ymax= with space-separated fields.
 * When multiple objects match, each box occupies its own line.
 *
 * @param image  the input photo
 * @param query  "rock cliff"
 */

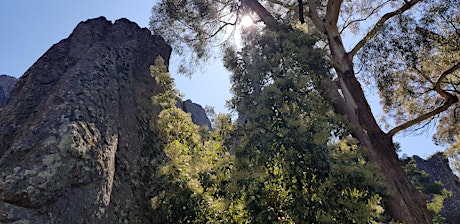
xmin=0 ymin=17 xmax=171 ymax=223
xmin=177 ymin=99 xmax=212 ymax=129
xmin=0 ymin=75 xmax=17 ymax=106
xmin=414 ymin=153 xmax=460 ymax=223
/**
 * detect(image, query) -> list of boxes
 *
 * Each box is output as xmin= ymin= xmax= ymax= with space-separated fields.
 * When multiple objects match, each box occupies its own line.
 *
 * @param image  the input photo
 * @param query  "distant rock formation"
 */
xmin=0 ymin=74 xmax=17 ymax=106
xmin=0 ymin=17 xmax=172 ymax=223
xmin=177 ymin=99 xmax=212 ymax=129
xmin=413 ymin=153 xmax=460 ymax=223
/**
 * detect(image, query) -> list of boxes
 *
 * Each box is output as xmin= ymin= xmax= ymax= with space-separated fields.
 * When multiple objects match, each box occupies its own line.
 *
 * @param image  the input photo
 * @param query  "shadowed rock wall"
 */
xmin=0 ymin=17 xmax=171 ymax=223
xmin=414 ymin=153 xmax=460 ymax=223
xmin=177 ymin=99 xmax=212 ymax=129
xmin=0 ymin=75 xmax=17 ymax=106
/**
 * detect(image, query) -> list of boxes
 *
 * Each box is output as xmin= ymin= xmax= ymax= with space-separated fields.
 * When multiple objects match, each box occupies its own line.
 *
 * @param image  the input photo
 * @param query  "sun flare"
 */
xmin=240 ymin=15 xmax=253 ymax=27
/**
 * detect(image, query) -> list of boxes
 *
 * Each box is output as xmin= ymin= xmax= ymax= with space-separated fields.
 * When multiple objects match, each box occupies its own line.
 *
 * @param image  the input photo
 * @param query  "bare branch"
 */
xmin=413 ymin=67 xmax=436 ymax=85
xmin=266 ymin=0 xmax=294 ymax=9
xmin=339 ymin=0 xmax=390 ymax=34
xmin=207 ymin=20 xmax=238 ymax=39
xmin=349 ymin=0 xmax=422 ymax=58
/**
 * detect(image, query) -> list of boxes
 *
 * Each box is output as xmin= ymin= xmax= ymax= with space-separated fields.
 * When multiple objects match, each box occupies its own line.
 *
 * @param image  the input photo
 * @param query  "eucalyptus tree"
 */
xmin=150 ymin=0 xmax=460 ymax=223
xmin=225 ymin=27 xmax=384 ymax=223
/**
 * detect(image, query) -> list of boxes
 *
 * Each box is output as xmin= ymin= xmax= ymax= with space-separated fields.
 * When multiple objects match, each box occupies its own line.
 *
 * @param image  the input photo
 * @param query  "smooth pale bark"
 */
xmin=244 ymin=0 xmax=434 ymax=223
xmin=320 ymin=25 xmax=431 ymax=223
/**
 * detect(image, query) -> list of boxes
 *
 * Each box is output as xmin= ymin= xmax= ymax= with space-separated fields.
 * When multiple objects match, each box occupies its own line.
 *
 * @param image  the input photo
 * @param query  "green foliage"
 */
xmin=357 ymin=0 xmax=460 ymax=181
xmin=444 ymin=141 xmax=460 ymax=174
xmin=151 ymin=57 xmax=249 ymax=223
xmin=150 ymin=57 xmax=181 ymax=109
xmin=149 ymin=32 xmax=385 ymax=222
xmin=224 ymin=26 xmax=384 ymax=223
xmin=150 ymin=0 xmax=460 ymax=222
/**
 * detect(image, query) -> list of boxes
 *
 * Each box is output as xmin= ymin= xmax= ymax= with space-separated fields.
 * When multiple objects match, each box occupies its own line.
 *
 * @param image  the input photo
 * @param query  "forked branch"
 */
xmin=434 ymin=62 xmax=460 ymax=98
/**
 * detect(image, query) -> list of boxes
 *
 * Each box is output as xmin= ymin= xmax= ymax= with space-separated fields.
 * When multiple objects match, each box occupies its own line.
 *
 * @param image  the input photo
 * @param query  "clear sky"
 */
xmin=0 ymin=0 xmax=444 ymax=158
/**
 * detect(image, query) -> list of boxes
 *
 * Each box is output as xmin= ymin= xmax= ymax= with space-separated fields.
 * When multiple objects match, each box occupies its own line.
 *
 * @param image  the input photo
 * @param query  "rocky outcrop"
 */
xmin=413 ymin=153 xmax=460 ymax=223
xmin=0 ymin=75 xmax=17 ymax=106
xmin=177 ymin=99 xmax=212 ymax=129
xmin=0 ymin=17 xmax=171 ymax=223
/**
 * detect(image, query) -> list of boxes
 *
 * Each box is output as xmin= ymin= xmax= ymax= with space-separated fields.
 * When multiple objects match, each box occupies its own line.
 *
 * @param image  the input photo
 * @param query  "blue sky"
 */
xmin=0 ymin=0 xmax=444 ymax=158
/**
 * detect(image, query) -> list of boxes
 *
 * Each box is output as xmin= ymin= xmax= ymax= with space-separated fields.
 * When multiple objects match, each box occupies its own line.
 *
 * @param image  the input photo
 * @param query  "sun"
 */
xmin=240 ymin=15 xmax=254 ymax=27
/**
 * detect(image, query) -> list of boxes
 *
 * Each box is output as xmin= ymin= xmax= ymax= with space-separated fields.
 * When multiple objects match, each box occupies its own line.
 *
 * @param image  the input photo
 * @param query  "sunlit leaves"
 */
xmin=150 ymin=57 xmax=181 ymax=109
xmin=150 ymin=58 xmax=245 ymax=223
xmin=225 ymin=25 xmax=384 ymax=223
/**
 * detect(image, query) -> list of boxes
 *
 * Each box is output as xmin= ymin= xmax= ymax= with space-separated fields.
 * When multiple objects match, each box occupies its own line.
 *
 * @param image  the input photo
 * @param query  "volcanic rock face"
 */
xmin=177 ymin=99 xmax=212 ymax=129
xmin=0 ymin=75 xmax=17 ymax=106
xmin=0 ymin=17 xmax=171 ymax=223
xmin=414 ymin=153 xmax=460 ymax=223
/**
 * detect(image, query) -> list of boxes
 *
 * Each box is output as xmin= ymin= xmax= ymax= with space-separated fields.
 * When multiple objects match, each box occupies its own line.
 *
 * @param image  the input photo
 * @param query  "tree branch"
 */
xmin=325 ymin=0 xmax=343 ymax=26
xmin=388 ymin=62 xmax=460 ymax=137
xmin=434 ymin=62 xmax=460 ymax=98
xmin=267 ymin=0 xmax=295 ymax=10
xmin=206 ymin=20 xmax=238 ymax=38
xmin=387 ymin=94 xmax=458 ymax=137
xmin=349 ymin=0 xmax=422 ymax=58
xmin=306 ymin=0 xmax=326 ymax=33
xmin=339 ymin=0 xmax=389 ymax=34
xmin=298 ymin=0 xmax=305 ymax=23
xmin=242 ymin=0 xmax=279 ymax=29
xmin=413 ymin=67 xmax=436 ymax=86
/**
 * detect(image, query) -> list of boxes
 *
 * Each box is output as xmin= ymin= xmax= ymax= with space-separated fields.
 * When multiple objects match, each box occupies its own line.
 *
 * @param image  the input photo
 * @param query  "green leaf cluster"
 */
xmin=150 ymin=57 xmax=248 ymax=223
xmin=224 ymin=26 xmax=384 ymax=223
xmin=357 ymin=0 xmax=460 ymax=177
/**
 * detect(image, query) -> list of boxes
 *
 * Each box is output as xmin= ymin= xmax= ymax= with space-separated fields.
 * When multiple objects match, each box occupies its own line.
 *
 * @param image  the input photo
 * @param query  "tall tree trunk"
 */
xmin=326 ymin=27 xmax=432 ymax=224
xmin=243 ymin=0 xmax=432 ymax=222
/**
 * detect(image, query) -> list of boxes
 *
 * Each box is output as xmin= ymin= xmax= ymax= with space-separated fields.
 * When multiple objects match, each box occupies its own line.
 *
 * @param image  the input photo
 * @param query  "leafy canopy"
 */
xmin=149 ymin=22 xmax=385 ymax=222
xmin=151 ymin=0 xmax=460 ymax=149
xmin=224 ymin=24 xmax=384 ymax=223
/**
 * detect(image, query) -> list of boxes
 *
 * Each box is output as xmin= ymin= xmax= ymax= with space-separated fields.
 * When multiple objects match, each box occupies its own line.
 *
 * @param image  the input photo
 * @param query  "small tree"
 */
xmin=150 ymin=57 xmax=247 ymax=223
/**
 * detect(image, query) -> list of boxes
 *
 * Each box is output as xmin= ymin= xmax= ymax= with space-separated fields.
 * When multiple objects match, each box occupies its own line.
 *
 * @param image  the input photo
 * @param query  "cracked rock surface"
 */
xmin=0 ymin=17 xmax=171 ymax=223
